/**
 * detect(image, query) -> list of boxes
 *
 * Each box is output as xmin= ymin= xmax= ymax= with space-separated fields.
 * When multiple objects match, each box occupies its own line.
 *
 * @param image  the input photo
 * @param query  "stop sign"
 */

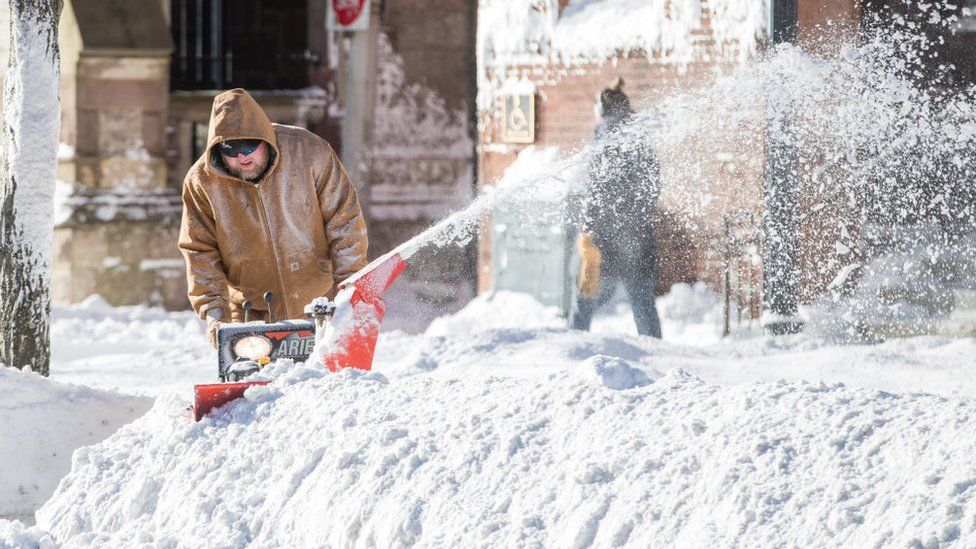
xmin=332 ymin=0 xmax=367 ymax=26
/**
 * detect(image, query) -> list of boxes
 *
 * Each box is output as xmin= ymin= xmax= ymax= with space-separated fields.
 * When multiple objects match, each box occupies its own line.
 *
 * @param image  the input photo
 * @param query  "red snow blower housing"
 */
xmin=192 ymin=247 xmax=412 ymax=420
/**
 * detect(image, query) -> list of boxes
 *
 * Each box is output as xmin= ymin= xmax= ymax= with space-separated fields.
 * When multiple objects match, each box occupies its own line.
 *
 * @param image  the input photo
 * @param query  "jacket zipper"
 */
xmin=252 ymin=183 xmax=289 ymax=319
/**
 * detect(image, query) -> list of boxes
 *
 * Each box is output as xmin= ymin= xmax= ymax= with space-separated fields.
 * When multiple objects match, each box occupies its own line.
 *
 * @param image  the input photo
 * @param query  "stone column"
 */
xmin=54 ymin=52 xmax=186 ymax=309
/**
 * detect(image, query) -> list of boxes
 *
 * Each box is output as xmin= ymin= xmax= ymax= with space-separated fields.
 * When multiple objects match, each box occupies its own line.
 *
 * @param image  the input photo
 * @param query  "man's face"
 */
xmin=222 ymin=141 xmax=270 ymax=181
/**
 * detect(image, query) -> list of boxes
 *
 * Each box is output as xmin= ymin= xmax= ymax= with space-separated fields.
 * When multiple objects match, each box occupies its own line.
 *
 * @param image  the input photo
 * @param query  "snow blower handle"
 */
xmin=264 ymin=292 xmax=275 ymax=323
xmin=193 ymin=242 xmax=419 ymax=421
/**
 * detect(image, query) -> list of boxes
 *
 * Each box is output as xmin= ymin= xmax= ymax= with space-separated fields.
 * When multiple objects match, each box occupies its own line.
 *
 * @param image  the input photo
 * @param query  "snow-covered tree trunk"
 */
xmin=0 ymin=0 xmax=62 ymax=376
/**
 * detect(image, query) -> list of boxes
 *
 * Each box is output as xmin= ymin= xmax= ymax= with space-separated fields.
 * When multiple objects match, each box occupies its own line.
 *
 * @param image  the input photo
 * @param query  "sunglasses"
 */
xmin=219 ymin=139 xmax=262 ymax=157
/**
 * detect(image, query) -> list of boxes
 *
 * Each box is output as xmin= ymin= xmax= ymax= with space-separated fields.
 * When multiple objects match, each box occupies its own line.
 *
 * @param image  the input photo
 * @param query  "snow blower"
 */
xmin=192 ymin=242 xmax=416 ymax=420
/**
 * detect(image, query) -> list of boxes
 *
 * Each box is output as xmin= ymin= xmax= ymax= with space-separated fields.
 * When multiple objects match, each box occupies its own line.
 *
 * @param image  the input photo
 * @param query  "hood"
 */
xmin=595 ymin=112 xmax=632 ymax=137
xmin=204 ymin=88 xmax=280 ymax=181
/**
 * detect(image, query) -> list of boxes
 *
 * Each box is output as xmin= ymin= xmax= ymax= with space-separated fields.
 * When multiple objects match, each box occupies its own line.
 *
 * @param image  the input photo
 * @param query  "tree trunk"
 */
xmin=0 ymin=0 xmax=63 ymax=376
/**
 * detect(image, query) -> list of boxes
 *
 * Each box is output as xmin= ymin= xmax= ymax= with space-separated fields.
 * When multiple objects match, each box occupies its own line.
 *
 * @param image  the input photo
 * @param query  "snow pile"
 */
xmin=383 ymin=323 xmax=662 ymax=381
xmin=51 ymin=295 xmax=209 ymax=396
xmin=572 ymin=354 xmax=651 ymax=389
xmin=6 ymin=288 xmax=976 ymax=546
xmin=384 ymin=288 xmax=669 ymax=381
xmin=32 ymin=364 xmax=976 ymax=547
xmin=0 ymin=520 xmax=55 ymax=548
xmin=425 ymin=290 xmax=564 ymax=336
xmin=0 ymin=367 xmax=152 ymax=519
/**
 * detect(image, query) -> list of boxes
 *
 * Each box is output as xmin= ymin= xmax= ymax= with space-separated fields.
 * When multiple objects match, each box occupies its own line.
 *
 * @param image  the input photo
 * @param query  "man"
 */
xmin=571 ymin=78 xmax=662 ymax=338
xmin=179 ymin=88 xmax=368 ymax=346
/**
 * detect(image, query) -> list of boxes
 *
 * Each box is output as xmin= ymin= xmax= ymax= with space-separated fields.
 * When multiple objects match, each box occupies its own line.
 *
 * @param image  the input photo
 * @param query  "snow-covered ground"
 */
xmin=3 ymin=284 xmax=976 ymax=547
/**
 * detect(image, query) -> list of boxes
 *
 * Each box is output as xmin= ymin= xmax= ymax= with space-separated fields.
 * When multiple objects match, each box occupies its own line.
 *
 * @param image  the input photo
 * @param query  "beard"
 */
xmin=228 ymin=158 xmax=269 ymax=182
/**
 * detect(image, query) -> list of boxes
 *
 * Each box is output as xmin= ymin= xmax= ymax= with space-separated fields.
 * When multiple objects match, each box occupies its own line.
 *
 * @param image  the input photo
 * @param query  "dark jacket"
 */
xmin=581 ymin=114 xmax=660 ymax=277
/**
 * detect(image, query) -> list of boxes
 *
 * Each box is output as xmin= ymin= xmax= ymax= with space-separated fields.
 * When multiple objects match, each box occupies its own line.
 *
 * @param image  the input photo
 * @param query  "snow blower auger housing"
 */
xmin=192 ymin=246 xmax=414 ymax=421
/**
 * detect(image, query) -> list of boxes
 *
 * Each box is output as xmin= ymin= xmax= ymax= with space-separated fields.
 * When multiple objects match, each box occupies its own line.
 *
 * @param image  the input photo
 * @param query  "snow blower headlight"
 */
xmin=233 ymin=335 xmax=272 ymax=361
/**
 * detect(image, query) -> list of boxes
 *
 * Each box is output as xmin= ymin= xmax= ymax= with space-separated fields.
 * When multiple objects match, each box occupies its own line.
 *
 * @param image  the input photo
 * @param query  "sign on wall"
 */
xmin=328 ymin=0 xmax=370 ymax=31
xmin=501 ymin=93 xmax=535 ymax=144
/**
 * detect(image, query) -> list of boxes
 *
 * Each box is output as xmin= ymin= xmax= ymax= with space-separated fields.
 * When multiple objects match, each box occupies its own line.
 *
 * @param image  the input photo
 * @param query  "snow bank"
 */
xmin=0 ymin=519 xmax=54 ymax=548
xmin=50 ymin=295 xmax=209 ymax=396
xmin=573 ymin=354 xmax=651 ymax=389
xmin=425 ymin=290 xmax=565 ymax=336
xmin=420 ymin=282 xmax=723 ymax=345
xmin=382 ymin=324 xmax=661 ymax=381
xmin=0 ymin=367 xmax=152 ymax=518
xmin=34 ymin=365 xmax=976 ymax=547
xmin=11 ymin=289 xmax=976 ymax=546
xmin=382 ymin=288 xmax=666 ymax=381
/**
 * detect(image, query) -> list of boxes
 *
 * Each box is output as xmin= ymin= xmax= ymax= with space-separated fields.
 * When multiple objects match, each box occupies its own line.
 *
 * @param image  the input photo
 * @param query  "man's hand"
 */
xmin=578 ymin=232 xmax=602 ymax=299
xmin=206 ymin=314 xmax=223 ymax=349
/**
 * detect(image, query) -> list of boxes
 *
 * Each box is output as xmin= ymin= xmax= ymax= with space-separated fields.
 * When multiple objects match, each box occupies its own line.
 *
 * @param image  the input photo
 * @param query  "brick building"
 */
xmin=475 ymin=0 xmax=976 ymax=329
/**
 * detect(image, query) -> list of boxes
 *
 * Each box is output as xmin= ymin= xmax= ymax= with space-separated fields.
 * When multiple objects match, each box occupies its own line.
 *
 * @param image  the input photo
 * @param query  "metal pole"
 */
xmin=762 ymin=0 xmax=803 ymax=335
xmin=340 ymin=3 xmax=379 ymax=219
xmin=723 ymin=215 xmax=732 ymax=337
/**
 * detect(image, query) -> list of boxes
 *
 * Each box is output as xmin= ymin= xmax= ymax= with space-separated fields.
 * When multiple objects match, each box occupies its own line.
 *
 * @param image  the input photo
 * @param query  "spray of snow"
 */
xmin=306 ymin=284 xmax=358 ymax=368
xmin=478 ymin=2 xmax=976 ymax=339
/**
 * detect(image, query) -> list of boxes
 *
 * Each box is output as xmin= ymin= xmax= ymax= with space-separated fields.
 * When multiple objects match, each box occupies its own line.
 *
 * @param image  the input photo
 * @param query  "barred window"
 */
xmin=170 ymin=0 xmax=310 ymax=90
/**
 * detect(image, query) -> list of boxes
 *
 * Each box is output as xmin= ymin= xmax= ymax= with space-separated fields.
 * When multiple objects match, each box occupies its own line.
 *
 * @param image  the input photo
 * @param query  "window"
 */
xmin=171 ymin=0 xmax=310 ymax=90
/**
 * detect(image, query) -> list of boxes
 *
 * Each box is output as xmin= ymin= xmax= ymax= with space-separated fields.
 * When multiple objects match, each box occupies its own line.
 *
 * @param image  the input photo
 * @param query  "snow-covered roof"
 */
xmin=478 ymin=0 xmax=768 ymax=70
xmin=477 ymin=0 xmax=768 ymax=109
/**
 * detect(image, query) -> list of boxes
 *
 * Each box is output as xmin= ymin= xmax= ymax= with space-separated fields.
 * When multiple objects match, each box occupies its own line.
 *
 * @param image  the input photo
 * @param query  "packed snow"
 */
xmin=0 ymin=366 xmax=150 ymax=520
xmin=3 ymin=284 xmax=976 ymax=546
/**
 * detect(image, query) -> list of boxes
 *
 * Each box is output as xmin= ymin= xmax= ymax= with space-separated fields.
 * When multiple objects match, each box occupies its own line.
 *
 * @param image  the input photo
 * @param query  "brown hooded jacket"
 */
xmin=178 ymin=89 xmax=367 ymax=323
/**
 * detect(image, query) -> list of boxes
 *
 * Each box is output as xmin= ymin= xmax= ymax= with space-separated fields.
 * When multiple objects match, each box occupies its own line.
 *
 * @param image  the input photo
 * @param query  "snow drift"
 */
xmin=0 ymin=367 xmax=151 ymax=519
xmin=31 ymin=364 xmax=976 ymax=548
xmin=3 ymin=286 xmax=976 ymax=547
